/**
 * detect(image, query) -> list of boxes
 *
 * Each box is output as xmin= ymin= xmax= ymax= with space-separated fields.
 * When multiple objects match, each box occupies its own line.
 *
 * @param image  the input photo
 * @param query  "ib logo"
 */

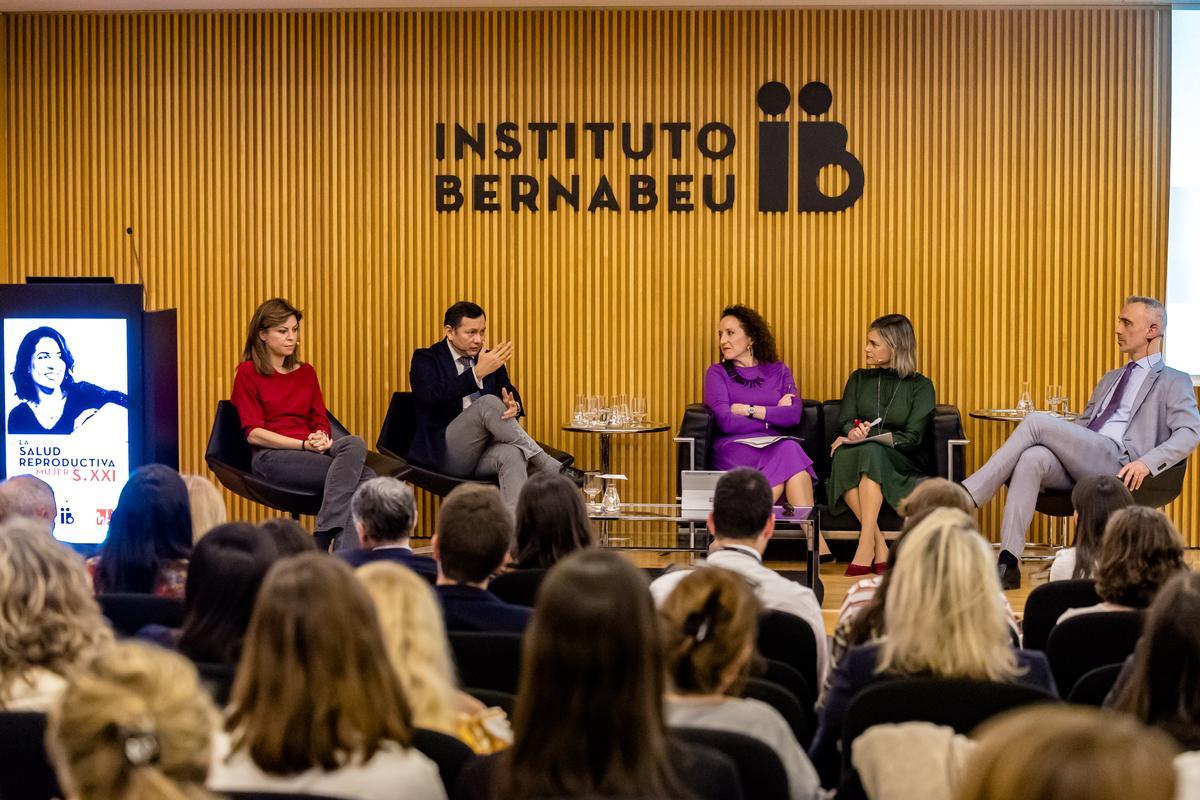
xmin=757 ymin=80 xmax=865 ymax=213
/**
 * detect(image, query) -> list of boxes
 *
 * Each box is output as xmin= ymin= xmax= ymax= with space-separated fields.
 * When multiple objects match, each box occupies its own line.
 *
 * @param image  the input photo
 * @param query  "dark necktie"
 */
xmin=1087 ymin=362 xmax=1137 ymax=432
xmin=459 ymin=356 xmax=483 ymax=402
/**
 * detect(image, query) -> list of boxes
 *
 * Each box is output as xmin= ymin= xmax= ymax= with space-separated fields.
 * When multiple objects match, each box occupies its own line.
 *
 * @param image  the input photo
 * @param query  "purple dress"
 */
xmin=703 ymin=362 xmax=817 ymax=486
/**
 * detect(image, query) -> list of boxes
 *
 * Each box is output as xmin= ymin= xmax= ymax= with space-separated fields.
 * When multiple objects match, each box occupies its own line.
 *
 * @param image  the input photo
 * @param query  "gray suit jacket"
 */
xmin=1076 ymin=360 xmax=1200 ymax=475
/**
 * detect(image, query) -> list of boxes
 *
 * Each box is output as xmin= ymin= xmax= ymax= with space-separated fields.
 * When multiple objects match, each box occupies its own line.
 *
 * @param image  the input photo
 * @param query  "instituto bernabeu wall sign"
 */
xmin=434 ymin=81 xmax=865 ymax=215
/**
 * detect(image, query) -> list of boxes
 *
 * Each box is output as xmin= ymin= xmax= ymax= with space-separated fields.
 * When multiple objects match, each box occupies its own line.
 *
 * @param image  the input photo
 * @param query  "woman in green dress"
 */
xmin=828 ymin=314 xmax=935 ymax=576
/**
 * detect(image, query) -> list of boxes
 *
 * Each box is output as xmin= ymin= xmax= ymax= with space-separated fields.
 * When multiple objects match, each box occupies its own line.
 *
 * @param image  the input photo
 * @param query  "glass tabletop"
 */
xmin=563 ymin=423 xmax=671 ymax=434
xmin=969 ymin=408 xmax=1079 ymax=422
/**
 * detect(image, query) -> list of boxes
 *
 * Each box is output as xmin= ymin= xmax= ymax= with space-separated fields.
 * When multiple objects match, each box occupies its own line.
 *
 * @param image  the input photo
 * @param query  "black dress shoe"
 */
xmin=561 ymin=465 xmax=586 ymax=488
xmin=998 ymin=562 xmax=1021 ymax=591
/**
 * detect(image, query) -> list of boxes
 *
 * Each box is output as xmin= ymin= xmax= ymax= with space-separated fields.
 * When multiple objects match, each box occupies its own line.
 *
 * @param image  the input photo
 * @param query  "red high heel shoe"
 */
xmin=872 ymin=562 xmax=889 ymax=575
xmin=844 ymin=563 xmax=873 ymax=577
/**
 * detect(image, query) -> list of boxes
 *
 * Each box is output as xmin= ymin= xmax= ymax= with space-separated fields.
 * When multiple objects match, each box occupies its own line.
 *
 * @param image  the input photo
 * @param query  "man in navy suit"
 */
xmin=410 ymin=300 xmax=580 ymax=509
xmin=433 ymin=483 xmax=531 ymax=634
xmin=338 ymin=476 xmax=437 ymax=584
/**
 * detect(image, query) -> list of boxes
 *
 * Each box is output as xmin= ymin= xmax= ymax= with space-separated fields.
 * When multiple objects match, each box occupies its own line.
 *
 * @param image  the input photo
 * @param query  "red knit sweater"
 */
xmin=230 ymin=361 xmax=330 ymax=440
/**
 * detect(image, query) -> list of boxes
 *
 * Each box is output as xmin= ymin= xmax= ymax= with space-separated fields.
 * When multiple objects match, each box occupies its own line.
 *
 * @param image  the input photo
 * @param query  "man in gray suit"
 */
xmin=963 ymin=296 xmax=1200 ymax=589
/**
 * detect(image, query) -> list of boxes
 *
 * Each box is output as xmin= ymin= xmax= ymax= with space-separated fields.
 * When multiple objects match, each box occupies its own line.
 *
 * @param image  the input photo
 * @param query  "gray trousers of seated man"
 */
xmin=251 ymin=434 xmax=376 ymax=551
xmin=442 ymin=394 xmax=563 ymax=509
xmin=961 ymin=413 xmax=1124 ymax=557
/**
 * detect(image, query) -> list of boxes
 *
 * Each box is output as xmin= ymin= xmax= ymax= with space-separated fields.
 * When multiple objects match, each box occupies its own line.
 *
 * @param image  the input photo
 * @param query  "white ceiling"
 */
xmin=0 ymin=0 xmax=1183 ymax=9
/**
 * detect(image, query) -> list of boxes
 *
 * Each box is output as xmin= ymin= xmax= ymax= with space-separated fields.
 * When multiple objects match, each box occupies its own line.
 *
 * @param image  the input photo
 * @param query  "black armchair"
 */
xmin=377 ymin=391 xmax=574 ymax=498
xmin=204 ymin=400 xmax=352 ymax=519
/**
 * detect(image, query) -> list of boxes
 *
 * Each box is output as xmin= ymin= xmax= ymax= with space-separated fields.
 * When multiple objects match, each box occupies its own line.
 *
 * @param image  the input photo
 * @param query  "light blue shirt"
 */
xmin=1096 ymin=352 xmax=1163 ymax=446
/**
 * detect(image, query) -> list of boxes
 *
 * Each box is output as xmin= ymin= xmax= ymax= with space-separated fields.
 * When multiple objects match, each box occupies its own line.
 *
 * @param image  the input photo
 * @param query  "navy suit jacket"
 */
xmin=337 ymin=546 xmax=438 ymax=585
xmin=808 ymin=642 xmax=1057 ymax=787
xmin=408 ymin=339 xmax=524 ymax=468
xmin=436 ymin=584 xmax=532 ymax=634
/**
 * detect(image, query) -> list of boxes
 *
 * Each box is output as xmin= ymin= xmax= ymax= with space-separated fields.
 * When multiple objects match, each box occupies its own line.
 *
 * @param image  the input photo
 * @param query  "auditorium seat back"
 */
xmin=1046 ymin=610 xmax=1144 ymax=698
xmin=0 ymin=712 xmax=60 ymax=800
xmin=757 ymin=609 xmax=819 ymax=696
xmin=1066 ymin=662 xmax=1124 ymax=707
xmin=489 ymin=568 xmax=548 ymax=607
xmin=1021 ymin=579 xmax=1102 ymax=652
xmin=98 ymin=593 xmax=185 ymax=637
xmin=671 ymin=727 xmax=790 ymax=800
xmin=411 ymin=728 xmax=473 ymax=794
xmin=742 ymin=675 xmax=814 ymax=747
xmin=448 ymin=631 xmax=523 ymax=695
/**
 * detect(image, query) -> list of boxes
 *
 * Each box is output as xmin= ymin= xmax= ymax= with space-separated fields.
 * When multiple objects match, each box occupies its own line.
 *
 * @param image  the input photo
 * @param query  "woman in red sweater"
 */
xmin=230 ymin=298 xmax=373 ymax=551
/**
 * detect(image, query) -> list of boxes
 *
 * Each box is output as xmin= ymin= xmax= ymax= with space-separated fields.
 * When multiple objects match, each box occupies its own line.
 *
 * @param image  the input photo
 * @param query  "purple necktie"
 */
xmin=1087 ymin=362 xmax=1137 ymax=432
xmin=459 ymin=356 xmax=483 ymax=402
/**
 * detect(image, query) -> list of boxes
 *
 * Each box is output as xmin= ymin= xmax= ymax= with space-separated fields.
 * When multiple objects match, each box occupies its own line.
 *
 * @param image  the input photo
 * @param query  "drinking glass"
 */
xmin=573 ymin=394 xmax=588 ymax=426
xmin=632 ymin=396 xmax=647 ymax=425
xmin=613 ymin=394 xmax=629 ymax=426
xmin=1016 ymin=381 xmax=1033 ymax=416
xmin=601 ymin=484 xmax=621 ymax=513
xmin=583 ymin=473 xmax=602 ymax=511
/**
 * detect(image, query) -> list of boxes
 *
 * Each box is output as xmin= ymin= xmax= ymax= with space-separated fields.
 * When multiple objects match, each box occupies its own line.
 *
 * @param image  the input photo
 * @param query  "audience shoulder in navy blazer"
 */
xmin=408 ymin=340 xmax=523 ymax=469
xmin=338 ymin=546 xmax=439 ymax=585
xmin=808 ymin=641 xmax=1057 ymax=785
xmin=436 ymin=584 xmax=532 ymax=634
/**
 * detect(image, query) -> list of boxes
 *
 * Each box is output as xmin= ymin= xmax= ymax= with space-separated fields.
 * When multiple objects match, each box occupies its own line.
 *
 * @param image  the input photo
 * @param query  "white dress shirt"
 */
xmin=447 ymin=340 xmax=484 ymax=410
xmin=1095 ymin=352 xmax=1163 ymax=446
xmin=650 ymin=543 xmax=830 ymax=688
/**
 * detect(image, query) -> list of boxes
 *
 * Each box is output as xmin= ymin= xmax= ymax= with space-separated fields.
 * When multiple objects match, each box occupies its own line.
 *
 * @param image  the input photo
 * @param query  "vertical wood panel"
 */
xmin=2 ymin=9 xmax=1194 ymax=543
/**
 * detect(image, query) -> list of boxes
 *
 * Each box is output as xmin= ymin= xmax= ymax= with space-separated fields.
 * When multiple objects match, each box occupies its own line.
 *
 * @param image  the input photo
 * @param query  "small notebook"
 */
xmin=734 ymin=435 xmax=804 ymax=449
xmin=841 ymin=432 xmax=894 ymax=448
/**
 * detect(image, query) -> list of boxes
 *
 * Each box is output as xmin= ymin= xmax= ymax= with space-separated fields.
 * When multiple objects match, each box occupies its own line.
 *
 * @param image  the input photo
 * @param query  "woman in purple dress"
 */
xmin=703 ymin=305 xmax=829 ymax=558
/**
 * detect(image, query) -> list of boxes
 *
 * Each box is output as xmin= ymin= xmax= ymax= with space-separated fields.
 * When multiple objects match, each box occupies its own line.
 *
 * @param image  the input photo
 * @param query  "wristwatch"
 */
xmin=746 ymin=405 xmax=756 ymax=418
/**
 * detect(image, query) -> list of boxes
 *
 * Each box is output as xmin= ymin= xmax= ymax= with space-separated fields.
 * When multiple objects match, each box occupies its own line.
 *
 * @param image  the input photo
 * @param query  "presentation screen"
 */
xmin=3 ymin=318 xmax=131 ymax=543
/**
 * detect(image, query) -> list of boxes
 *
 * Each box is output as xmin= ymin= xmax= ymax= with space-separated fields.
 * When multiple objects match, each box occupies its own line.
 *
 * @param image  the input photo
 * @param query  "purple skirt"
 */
xmin=711 ymin=436 xmax=817 ymax=487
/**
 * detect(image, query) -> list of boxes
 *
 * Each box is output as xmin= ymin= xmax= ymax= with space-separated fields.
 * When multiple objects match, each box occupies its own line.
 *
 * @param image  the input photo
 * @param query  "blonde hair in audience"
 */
xmin=226 ymin=554 xmax=413 ymax=773
xmin=660 ymin=567 xmax=760 ymax=695
xmin=49 ymin=641 xmax=218 ymax=800
xmin=877 ymin=508 xmax=1019 ymax=682
xmin=896 ymin=478 xmax=974 ymax=519
xmin=182 ymin=475 xmax=227 ymax=543
xmin=954 ymin=706 xmax=1177 ymax=800
xmin=0 ymin=518 xmax=112 ymax=703
xmin=356 ymin=561 xmax=461 ymax=734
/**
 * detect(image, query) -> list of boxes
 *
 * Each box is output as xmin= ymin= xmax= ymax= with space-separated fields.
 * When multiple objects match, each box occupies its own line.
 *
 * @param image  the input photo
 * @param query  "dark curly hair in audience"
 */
xmin=513 ymin=472 xmax=592 ymax=569
xmin=1113 ymin=571 xmax=1200 ymax=750
xmin=720 ymin=305 xmax=778 ymax=364
xmin=1094 ymin=507 xmax=1186 ymax=608
xmin=97 ymin=465 xmax=192 ymax=594
xmin=660 ymin=568 xmax=761 ymax=696
xmin=1069 ymin=475 xmax=1134 ymax=580
xmin=496 ymin=550 xmax=688 ymax=799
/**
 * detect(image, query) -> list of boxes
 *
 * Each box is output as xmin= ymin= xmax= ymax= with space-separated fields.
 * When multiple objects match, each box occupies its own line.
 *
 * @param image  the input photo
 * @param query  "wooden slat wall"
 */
xmin=2 ymin=9 xmax=1195 ymax=542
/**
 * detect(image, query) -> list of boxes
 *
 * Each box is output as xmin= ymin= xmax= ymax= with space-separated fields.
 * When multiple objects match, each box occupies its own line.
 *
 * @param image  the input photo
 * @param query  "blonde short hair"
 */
xmin=49 ymin=642 xmax=218 ymax=800
xmin=955 ymin=706 xmax=1177 ymax=800
xmin=878 ymin=508 xmax=1019 ymax=682
xmin=0 ymin=518 xmax=112 ymax=703
xmin=869 ymin=314 xmax=919 ymax=379
xmin=182 ymin=475 xmax=227 ymax=544
xmin=356 ymin=561 xmax=461 ymax=734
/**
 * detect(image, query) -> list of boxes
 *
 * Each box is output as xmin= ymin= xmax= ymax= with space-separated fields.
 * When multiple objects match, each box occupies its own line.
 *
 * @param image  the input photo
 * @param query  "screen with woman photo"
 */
xmin=4 ymin=318 xmax=131 ymax=543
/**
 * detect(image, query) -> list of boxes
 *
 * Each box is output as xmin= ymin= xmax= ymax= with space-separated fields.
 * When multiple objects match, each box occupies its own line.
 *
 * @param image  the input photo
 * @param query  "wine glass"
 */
xmin=1016 ymin=381 xmax=1033 ymax=416
xmin=573 ymin=393 xmax=588 ymax=426
xmin=632 ymin=396 xmax=647 ymax=425
xmin=583 ymin=473 xmax=601 ymax=511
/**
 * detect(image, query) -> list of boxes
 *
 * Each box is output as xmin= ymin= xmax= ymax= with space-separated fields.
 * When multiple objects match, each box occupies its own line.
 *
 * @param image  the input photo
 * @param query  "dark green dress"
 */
xmin=827 ymin=368 xmax=936 ymax=515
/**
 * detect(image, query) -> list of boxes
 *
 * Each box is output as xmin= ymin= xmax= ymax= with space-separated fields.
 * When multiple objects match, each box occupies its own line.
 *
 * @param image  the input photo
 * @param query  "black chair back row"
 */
xmin=1021 ymin=579 xmax=1102 ymax=652
xmin=98 ymin=593 xmax=185 ymax=638
xmin=756 ymin=608 xmax=820 ymax=697
xmin=0 ymin=712 xmax=60 ymax=800
xmin=671 ymin=726 xmax=790 ymax=800
xmin=448 ymin=631 xmax=524 ymax=695
xmin=1046 ymin=610 xmax=1144 ymax=698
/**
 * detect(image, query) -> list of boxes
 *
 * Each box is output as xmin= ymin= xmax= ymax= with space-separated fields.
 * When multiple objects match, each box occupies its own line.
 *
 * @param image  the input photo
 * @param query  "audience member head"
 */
xmin=98 ymin=464 xmax=192 ymax=594
xmin=176 ymin=523 xmax=282 ymax=666
xmin=512 ymin=471 xmax=592 ymax=569
xmin=954 ymin=705 xmax=1177 ymax=800
xmin=897 ymin=478 xmax=974 ymax=519
xmin=1094 ymin=506 xmax=1185 ymax=608
xmin=257 ymin=518 xmax=315 ymax=556
xmin=352 ymin=476 xmax=418 ymax=548
xmin=717 ymin=304 xmax=779 ymax=364
xmin=227 ymin=554 xmax=412 ymax=773
xmin=434 ymin=484 xmax=512 ymax=585
xmin=709 ymin=467 xmax=774 ymax=548
xmin=1069 ymin=474 xmax=1134 ymax=580
xmin=0 ymin=517 xmax=112 ymax=704
xmin=241 ymin=297 xmax=302 ymax=375
xmin=867 ymin=313 xmax=918 ymax=378
xmin=0 ymin=474 xmax=57 ymax=528
xmin=181 ymin=475 xmax=226 ymax=544
xmin=48 ymin=642 xmax=217 ymax=800
xmin=878 ymin=508 xmax=1018 ymax=682
xmin=356 ymin=561 xmax=461 ymax=734
xmin=1113 ymin=571 xmax=1200 ymax=748
xmin=497 ymin=549 xmax=685 ymax=798
xmin=660 ymin=567 xmax=761 ymax=697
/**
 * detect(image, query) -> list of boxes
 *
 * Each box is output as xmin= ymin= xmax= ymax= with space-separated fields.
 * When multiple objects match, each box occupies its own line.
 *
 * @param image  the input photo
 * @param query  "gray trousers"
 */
xmin=442 ymin=394 xmax=562 ymax=509
xmin=251 ymin=434 xmax=375 ymax=550
xmin=962 ymin=413 xmax=1123 ymax=556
